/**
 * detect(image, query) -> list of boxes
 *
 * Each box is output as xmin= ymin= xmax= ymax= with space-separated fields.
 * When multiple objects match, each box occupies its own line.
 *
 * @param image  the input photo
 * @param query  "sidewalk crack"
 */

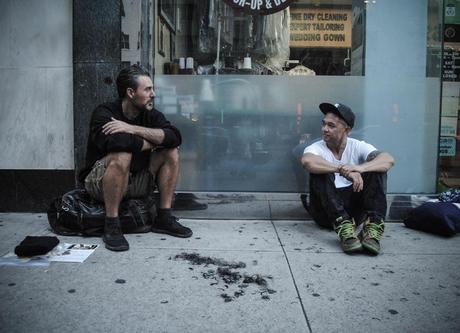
xmin=269 ymin=201 xmax=313 ymax=333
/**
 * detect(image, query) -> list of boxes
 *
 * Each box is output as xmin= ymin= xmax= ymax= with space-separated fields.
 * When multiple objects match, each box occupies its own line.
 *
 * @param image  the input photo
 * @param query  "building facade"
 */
xmin=0 ymin=0 xmax=455 ymax=211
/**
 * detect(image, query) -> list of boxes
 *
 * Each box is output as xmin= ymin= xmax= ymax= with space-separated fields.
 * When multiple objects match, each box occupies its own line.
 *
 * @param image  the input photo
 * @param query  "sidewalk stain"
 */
xmin=173 ymin=252 xmax=276 ymax=302
xmin=206 ymin=194 xmax=255 ymax=205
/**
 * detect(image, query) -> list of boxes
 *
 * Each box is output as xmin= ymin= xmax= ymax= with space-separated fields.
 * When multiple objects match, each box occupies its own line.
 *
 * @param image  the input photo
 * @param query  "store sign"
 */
xmin=446 ymin=4 xmax=456 ymax=18
xmin=443 ymin=48 xmax=460 ymax=81
xmin=223 ymin=0 xmax=294 ymax=15
xmin=445 ymin=24 xmax=460 ymax=43
xmin=445 ymin=1 xmax=460 ymax=25
xmin=440 ymin=136 xmax=457 ymax=156
xmin=441 ymin=116 xmax=458 ymax=137
xmin=442 ymin=96 xmax=459 ymax=117
xmin=289 ymin=8 xmax=352 ymax=48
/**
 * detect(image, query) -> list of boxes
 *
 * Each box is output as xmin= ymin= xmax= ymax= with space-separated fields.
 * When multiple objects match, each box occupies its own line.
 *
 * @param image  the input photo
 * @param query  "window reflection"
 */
xmin=154 ymin=0 xmax=360 ymax=76
xmin=119 ymin=0 xmax=444 ymax=193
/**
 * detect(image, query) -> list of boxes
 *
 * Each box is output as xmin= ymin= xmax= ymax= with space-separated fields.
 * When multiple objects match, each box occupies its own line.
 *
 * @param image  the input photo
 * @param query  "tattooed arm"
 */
xmin=339 ymin=150 xmax=395 ymax=177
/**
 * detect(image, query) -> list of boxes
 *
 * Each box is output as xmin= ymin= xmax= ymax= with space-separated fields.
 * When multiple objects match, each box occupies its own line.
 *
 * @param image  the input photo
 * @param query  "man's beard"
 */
xmin=145 ymin=101 xmax=154 ymax=111
xmin=134 ymin=99 xmax=154 ymax=112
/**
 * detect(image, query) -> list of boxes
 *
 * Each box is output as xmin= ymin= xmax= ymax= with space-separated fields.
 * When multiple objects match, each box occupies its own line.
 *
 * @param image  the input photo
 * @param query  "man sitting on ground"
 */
xmin=79 ymin=65 xmax=192 ymax=252
xmin=301 ymin=103 xmax=394 ymax=255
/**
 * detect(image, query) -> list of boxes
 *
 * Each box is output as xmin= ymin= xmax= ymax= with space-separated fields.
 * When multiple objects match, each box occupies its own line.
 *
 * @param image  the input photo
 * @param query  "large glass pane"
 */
xmin=151 ymin=0 xmax=443 ymax=193
xmin=360 ymin=0 xmax=442 ymax=193
xmin=156 ymin=0 xmax=359 ymax=76
xmin=121 ymin=0 xmax=154 ymax=71
xmin=439 ymin=0 xmax=460 ymax=190
xmin=156 ymin=75 xmax=364 ymax=191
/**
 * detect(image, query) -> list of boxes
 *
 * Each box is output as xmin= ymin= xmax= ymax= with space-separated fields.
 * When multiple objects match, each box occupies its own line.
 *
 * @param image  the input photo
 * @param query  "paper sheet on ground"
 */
xmin=48 ymin=243 xmax=99 ymax=263
xmin=0 ymin=243 xmax=99 ymax=265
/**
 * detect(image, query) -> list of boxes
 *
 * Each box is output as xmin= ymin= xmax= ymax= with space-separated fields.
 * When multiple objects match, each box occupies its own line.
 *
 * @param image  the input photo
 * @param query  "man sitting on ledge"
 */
xmin=301 ymin=103 xmax=394 ymax=255
xmin=79 ymin=65 xmax=192 ymax=252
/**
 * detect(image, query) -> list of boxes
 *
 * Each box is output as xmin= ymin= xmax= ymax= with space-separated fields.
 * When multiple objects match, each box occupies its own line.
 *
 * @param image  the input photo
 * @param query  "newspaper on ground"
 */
xmin=0 ymin=243 xmax=99 ymax=266
xmin=48 ymin=243 xmax=99 ymax=263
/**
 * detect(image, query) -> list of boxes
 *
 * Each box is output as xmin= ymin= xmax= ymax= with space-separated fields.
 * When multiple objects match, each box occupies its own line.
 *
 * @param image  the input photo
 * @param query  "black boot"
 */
xmin=103 ymin=217 xmax=129 ymax=251
xmin=173 ymin=193 xmax=208 ymax=211
xmin=151 ymin=209 xmax=193 ymax=238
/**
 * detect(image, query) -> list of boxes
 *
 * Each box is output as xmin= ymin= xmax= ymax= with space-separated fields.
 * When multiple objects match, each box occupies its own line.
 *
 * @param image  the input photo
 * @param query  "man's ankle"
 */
xmin=334 ymin=215 xmax=351 ymax=226
xmin=103 ymin=216 xmax=129 ymax=251
xmin=157 ymin=208 xmax=172 ymax=220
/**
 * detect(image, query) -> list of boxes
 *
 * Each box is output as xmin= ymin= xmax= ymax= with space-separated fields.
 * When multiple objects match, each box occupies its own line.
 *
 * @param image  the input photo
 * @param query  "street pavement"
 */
xmin=0 ymin=203 xmax=459 ymax=332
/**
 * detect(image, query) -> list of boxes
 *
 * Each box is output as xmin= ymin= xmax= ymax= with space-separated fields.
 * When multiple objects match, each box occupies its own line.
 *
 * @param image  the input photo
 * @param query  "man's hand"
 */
xmin=339 ymin=164 xmax=365 ymax=178
xmin=347 ymin=171 xmax=364 ymax=192
xmin=102 ymin=117 xmax=135 ymax=135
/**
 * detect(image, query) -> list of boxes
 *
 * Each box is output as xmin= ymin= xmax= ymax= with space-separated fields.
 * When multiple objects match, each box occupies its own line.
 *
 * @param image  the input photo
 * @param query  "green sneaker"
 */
xmin=334 ymin=216 xmax=362 ymax=253
xmin=361 ymin=218 xmax=385 ymax=255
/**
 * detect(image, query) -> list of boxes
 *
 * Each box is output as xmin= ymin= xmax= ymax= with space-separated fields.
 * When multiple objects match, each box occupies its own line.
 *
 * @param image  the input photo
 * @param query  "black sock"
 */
xmin=158 ymin=208 xmax=172 ymax=219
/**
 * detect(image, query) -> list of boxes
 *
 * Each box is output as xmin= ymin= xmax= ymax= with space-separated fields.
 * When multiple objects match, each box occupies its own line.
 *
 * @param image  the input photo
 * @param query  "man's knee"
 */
xmin=105 ymin=152 xmax=132 ymax=175
xmin=155 ymin=148 xmax=180 ymax=165
xmin=166 ymin=148 xmax=179 ymax=163
xmin=362 ymin=171 xmax=387 ymax=192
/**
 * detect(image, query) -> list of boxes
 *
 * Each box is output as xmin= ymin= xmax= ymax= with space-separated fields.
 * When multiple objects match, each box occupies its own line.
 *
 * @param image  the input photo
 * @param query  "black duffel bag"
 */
xmin=47 ymin=189 xmax=155 ymax=237
xmin=403 ymin=202 xmax=460 ymax=237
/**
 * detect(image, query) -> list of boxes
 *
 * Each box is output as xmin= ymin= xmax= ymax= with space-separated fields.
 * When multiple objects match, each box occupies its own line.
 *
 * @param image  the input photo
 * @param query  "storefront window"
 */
xmin=439 ymin=0 xmax=460 ymax=191
xmin=154 ymin=0 xmax=361 ymax=76
xmin=122 ymin=0 xmax=444 ymax=193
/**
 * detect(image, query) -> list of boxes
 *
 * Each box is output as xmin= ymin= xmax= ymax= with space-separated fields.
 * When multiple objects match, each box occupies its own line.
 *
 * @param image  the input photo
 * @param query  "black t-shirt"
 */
xmin=79 ymin=99 xmax=182 ymax=182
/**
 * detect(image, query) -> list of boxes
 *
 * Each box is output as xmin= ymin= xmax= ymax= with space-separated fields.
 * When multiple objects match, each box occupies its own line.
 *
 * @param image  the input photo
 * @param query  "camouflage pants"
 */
xmin=84 ymin=158 xmax=154 ymax=202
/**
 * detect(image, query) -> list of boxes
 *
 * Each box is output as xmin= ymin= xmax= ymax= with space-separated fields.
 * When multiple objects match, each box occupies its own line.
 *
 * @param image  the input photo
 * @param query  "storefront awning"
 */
xmin=222 ymin=0 xmax=295 ymax=15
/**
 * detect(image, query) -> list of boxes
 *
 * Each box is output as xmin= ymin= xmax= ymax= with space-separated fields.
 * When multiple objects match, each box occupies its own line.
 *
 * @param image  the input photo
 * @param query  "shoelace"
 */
xmin=106 ymin=223 xmax=123 ymax=236
xmin=335 ymin=220 xmax=355 ymax=239
xmin=365 ymin=222 xmax=384 ymax=241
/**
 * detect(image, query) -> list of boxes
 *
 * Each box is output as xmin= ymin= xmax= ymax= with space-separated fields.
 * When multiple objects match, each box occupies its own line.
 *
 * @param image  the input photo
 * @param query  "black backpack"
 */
xmin=47 ymin=189 xmax=154 ymax=237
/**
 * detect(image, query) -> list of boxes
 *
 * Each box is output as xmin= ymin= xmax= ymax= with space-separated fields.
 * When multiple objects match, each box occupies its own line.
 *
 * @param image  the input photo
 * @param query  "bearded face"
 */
xmin=131 ymin=75 xmax=155 ymax=112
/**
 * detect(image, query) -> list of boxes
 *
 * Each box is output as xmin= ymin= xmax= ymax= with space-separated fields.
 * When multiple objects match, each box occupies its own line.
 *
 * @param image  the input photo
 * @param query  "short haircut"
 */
xmin=116 ymin=64 xmax=151 ymax=98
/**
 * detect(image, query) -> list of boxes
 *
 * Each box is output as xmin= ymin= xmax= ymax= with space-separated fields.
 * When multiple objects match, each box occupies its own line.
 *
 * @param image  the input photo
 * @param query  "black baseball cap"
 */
xmin=319 ymin=102 xmax=355 ymax=128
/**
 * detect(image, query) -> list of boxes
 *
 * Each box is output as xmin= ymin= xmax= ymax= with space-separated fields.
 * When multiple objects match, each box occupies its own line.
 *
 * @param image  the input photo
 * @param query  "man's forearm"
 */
xmin=132 ymin=126 xmax=165 ymax=146
xmin=361 ymin=152 xmax=395 ymax=173
xmin=301 ymin=153 xmax=340 ymax=174
xmin=141 ymin=139 xmax=154 ymax=151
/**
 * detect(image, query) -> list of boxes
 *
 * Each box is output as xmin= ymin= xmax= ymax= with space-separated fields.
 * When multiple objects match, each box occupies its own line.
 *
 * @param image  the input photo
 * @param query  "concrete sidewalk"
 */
xmin=1 ymin=212 xmax=459 ymax=333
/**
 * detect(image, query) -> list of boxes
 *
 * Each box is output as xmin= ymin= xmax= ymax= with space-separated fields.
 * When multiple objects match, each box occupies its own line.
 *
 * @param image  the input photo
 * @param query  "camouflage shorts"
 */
xmin=84 ymin=158 xmax=154 ymax=202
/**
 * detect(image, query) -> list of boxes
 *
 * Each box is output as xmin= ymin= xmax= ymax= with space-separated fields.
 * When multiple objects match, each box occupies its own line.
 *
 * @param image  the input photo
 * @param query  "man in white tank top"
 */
xmin=301 ymin=103 xmax=395 ymax=255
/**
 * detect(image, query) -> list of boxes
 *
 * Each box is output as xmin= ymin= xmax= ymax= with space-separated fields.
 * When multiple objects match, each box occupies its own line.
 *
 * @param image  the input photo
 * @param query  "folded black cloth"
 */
xmin=14 ymin=236 xmax=60 ymax=257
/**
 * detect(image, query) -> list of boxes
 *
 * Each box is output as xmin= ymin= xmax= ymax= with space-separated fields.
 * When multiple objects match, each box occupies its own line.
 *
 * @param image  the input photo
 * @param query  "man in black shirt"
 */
xmin=79 ymin=65 xmax=192 ymax=251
